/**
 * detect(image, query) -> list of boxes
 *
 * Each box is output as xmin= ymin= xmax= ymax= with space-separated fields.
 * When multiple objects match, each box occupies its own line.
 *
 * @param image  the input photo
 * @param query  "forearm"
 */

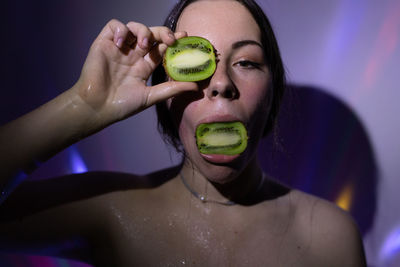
xmin=0 ymin=19 xmax=194 ymax=201
xmin=0 ymin=84 xmax=99 ymax=193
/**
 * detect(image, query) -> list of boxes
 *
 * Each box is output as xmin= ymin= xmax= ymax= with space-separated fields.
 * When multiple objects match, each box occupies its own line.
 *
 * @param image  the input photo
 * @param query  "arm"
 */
xmin=0 ymin=19 xmax=197 ymax=199
xmin=0 ymin=86 xmax=97 ymax=195
xmin=0 ymin=19 xmax=197 ymax=260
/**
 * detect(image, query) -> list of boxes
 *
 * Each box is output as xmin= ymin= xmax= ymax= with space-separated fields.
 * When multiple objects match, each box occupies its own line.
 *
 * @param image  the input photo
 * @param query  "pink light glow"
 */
xmin=362 ymin=2 xmax=400 ymax=89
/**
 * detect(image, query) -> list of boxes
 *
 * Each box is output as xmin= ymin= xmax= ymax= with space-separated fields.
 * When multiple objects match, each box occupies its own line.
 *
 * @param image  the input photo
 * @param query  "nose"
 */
xmin=205 ymin=64 xmax=238 ymax=100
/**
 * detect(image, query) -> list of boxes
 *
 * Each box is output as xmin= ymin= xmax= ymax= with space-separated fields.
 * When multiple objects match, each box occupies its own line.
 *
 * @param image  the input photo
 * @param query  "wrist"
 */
xmin=67 ymin=82 xmax=106 ymax=139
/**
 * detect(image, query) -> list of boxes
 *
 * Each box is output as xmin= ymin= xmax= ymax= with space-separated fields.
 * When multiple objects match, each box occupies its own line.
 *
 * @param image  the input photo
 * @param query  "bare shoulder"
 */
xmin=1 ymin=166 xmax=180 ymax=220
xmin=289 ymin=189 xmax=366 ymax=266
xmin=1 ymin=171 xmax=138 ymax=221
xmin=0 ymin=168 xmax=179 ymax=262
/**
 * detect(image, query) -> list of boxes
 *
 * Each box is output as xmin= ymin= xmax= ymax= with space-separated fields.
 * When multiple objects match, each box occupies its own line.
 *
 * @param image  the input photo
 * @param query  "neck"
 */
xmin=180 ymin=156 xmax=265 ymax=205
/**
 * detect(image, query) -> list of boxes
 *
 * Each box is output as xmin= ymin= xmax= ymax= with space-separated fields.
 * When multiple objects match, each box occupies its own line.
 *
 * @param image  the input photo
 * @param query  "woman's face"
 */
xmin=169 ymin=0 xmax=271 ymax=183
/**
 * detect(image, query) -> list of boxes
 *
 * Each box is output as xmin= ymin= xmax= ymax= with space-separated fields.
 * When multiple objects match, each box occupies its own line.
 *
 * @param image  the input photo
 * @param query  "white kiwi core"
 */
xmin=172 ymin=50 xmax=210 ymax=68
xmin=201 ymin=132 xmax=241 ymax=146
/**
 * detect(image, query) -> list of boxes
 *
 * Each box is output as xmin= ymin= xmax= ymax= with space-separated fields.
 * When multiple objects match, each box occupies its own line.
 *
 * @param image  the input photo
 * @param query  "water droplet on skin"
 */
xmin=112 ymin=99 xmax=126 ymax=105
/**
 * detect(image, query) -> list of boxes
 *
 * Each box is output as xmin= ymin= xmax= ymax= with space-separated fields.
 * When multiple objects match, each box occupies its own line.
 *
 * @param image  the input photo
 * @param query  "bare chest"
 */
xmin=91 ymin=197 xmax=312 ymax=266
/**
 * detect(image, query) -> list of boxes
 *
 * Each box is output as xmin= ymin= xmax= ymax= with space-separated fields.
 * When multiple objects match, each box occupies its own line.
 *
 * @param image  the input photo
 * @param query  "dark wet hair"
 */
xmin=152 ymin=0 xmax=286 ymax=151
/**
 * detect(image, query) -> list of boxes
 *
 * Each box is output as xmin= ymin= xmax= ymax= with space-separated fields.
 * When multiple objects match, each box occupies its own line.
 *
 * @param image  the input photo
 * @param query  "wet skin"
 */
xmin=0 ymin=169 xmax=364 ymax=266
xmin=0 ymin=0 xmax=366 ymax=266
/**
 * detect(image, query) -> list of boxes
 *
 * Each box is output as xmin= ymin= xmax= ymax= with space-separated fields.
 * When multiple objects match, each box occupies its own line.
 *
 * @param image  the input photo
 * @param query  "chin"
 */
xmin=187 ymin=145 xmax=254 ymax=184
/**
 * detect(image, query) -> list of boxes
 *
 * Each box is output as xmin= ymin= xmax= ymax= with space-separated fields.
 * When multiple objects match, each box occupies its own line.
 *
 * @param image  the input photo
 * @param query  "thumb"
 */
xmin=145 ymin=81 xmax=198 ymax=107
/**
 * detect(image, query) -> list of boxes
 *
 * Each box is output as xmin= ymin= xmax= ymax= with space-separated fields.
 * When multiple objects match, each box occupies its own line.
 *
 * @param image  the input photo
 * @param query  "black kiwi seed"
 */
xmin=163 ymin=36 xmax=216 ymax=82
xmin=177 ymin=60 xmax=211 ymax=74
xmin=195 ymin=122 xmax=248 ymax=155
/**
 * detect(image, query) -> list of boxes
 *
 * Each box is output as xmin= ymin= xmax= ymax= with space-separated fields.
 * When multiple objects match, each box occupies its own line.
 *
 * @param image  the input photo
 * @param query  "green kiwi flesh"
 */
xmin=196 ymin=122 xmax=248 ymax=155
xmin=164 ymin=36 xmax=216 ymax=82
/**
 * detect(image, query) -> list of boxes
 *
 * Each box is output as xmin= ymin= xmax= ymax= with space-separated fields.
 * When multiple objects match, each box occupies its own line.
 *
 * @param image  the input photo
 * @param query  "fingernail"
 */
xmin=142 ymin=37 xmax=149 ymax=48
xmin=116 ymin=37 xmax=123 ymax=48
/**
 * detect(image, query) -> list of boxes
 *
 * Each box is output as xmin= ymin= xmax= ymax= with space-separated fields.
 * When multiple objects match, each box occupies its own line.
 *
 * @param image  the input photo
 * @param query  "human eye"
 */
xmin=234 ymin=60 xmax=261 ymax=69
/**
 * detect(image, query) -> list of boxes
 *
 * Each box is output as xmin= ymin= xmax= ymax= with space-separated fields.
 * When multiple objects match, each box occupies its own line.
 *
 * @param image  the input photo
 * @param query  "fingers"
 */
xmin=96 ymin=19 xmax=190 ymax=80
xmin=126 ymin=21 xmax=153 ymax=50
xmin=97 ymin=20 xmax=168 ymax=50
xmin=145 ymin=81 xmax=198 ymax=107
xmin=98 ymin=19 xmax=188 ymax=58
xmin=144 ymin=31 xmax=188 ymax=70
xmin=97 ymin=19 xmax=131 ymax=48
xmin=149 ymin=26 xmax=180 ymax=46
xmin=126 ymin=23 xmax=182 ymax=57
xmin=174 ymin=31 xmax=188 ymax=40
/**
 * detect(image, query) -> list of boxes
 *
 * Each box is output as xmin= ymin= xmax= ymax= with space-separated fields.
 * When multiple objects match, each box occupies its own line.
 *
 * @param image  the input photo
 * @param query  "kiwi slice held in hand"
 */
xmin=196 ymin=122 xmax=248 ymax=155
xmin=163 ymin=36 xmax=216 ymax=82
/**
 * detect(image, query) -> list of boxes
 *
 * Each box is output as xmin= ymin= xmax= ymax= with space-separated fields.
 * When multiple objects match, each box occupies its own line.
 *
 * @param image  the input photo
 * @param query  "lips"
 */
xmin=200 ymin=153 xmax=241 ymax=164
xmin=196 ymin=114 xmax=244 ymax=127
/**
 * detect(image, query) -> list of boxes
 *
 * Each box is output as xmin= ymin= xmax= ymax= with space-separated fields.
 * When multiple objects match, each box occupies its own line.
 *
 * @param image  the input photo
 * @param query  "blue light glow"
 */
xmin=68 ymin=146 xmax=88 ymax=174
xmin=380 ymin=227 xmax=400 ymax=264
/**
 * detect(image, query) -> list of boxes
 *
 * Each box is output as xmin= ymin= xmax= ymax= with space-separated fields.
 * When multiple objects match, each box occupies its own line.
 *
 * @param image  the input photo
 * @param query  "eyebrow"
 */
xmin=232 ymin=40 xmax=263 ymax=50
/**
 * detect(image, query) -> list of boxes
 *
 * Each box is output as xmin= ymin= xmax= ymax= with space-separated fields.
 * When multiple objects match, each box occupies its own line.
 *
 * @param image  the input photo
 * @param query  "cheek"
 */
xmin=237 ymin=77 xmax=272 ymax=142
xmin=239 ymin=79 xmax=271 ymax=116
xmin=178 ymin=120 xmax=191 ymax=144
xmin=167 ymin=93 xmax=203 ymax=147
xmin=175 ymin=102 xmax=203 ymax=156
xmin=178 ymin=101 xmax=199 ymax=133
xmin=167 ymin=91 xmax=203 ymax=128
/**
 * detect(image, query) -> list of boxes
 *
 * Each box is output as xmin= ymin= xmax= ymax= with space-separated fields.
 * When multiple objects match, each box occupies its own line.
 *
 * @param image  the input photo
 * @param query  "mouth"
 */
xmin=196 ymin=114 xmax=244 ymax=126
xmin=195 ymin=116 xmax=248 ymax=163
xmin=199 ymin=153 xmax=242 ymax=164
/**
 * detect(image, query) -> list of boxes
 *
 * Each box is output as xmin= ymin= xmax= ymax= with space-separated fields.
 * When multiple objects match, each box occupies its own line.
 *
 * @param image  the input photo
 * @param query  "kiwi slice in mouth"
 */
xmin=163 ymin=36 xmax=216 ymax=82
xmin=196 ymin=122 xmax=248 ymax=155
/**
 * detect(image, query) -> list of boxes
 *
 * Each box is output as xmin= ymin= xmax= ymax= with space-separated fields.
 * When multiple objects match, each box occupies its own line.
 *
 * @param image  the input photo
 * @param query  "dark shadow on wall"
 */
xmin=258 ymin=84 xmax=378 ymax=236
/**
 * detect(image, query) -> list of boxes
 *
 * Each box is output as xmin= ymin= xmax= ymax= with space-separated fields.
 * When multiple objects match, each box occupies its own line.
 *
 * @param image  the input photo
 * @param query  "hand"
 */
xmin=74 ymin=19 xmax=198 ymax=128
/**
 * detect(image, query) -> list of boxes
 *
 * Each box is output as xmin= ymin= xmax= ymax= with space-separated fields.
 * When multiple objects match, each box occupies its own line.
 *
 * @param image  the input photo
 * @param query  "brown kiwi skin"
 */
xmin=163 ymin=36 xmax=217 ymax=82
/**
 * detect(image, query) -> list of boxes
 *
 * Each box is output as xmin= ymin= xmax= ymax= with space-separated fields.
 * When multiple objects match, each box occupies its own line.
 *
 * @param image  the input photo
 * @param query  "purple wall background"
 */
xmin=2 ymin=0 xmax=400 ymax=266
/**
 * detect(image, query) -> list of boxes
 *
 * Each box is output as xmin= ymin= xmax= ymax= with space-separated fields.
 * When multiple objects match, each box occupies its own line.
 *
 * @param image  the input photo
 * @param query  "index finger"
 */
xmin=143 ymin=31 xmax=189 ymax=70
xmin=149 ymin=26 xmax=177 ymax=46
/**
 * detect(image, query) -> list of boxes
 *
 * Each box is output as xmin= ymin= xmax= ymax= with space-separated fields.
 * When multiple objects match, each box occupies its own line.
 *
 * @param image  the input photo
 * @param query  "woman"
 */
xmin=0 ymin=0 xmax=366 ymax=266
